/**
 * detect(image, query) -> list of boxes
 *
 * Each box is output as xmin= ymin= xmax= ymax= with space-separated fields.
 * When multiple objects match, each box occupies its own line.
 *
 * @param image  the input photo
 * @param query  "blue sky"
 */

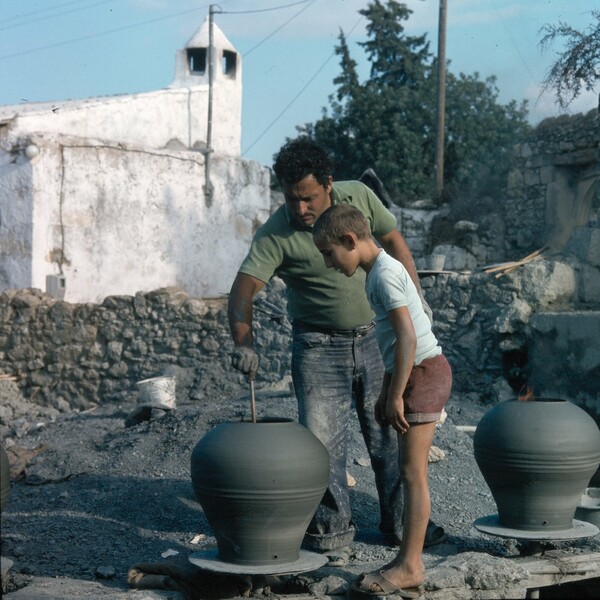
xmin=0 ymin=0 xmax=597 ymax=167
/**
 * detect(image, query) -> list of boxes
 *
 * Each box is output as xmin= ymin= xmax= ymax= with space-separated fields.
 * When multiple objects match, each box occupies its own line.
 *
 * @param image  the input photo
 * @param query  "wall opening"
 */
xmin=187 ymin=48 xmax=207 ymax=75
xmin=502 ymin=348 xmax=528 ymax=393
xmin=222 ymin=50 xmax=237 ymax=77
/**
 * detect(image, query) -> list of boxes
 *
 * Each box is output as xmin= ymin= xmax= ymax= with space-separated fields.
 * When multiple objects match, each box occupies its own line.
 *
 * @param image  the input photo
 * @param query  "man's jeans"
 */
xmin=292 ymin=322 xmax=403 ymax=551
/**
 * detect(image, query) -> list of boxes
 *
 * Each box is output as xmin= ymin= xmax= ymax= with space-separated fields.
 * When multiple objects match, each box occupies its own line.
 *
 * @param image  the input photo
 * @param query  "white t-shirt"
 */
xmin=365 ymin=250 xmax=441 ymax=372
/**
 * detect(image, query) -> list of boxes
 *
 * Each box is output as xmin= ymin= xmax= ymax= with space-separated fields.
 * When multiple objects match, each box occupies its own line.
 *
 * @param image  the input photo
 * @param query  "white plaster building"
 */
xmin=0 ymin=18 xmax=270 ymax=302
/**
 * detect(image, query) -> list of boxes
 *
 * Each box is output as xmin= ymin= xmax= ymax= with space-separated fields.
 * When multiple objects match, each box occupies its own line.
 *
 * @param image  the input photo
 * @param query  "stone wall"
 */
xmin=408 ymin=110 xmax=599 ymax=271
xmin=0 ymin=283 xmax=290 ymax=413
xmin=2 ymin=245 xmax=598 ymax=423
xmin=505 ymin=109 xmax=599 ymax=257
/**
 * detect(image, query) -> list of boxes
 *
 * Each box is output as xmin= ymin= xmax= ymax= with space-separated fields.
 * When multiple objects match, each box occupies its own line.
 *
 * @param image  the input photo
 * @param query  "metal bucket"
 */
xmin=136 ymin=376 xmax=176 ymax=410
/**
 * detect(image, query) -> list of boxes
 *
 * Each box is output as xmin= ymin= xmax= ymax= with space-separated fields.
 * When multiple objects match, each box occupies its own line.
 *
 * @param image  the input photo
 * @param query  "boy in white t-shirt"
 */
xmin=313 ymin=204 xmax=452 ymax=598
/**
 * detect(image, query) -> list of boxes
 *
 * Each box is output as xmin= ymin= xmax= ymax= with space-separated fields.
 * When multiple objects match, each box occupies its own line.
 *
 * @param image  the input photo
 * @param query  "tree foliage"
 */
xmin=539 ymin=10 xmax=600 ymax=110
xmin=295 ymin=0 xmax=530 ymax=203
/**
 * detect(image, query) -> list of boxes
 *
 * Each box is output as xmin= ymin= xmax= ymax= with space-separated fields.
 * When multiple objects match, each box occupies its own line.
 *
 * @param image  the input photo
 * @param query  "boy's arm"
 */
xmin=385 ymin=306 xmax=417 ymax=434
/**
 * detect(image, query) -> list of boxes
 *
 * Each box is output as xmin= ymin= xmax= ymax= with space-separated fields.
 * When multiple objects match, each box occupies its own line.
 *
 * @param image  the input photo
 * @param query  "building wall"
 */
xmin=1 ymin=133 xmax=270 ymax=302
xmin=0 ymin=84 xmax=240 ymax=156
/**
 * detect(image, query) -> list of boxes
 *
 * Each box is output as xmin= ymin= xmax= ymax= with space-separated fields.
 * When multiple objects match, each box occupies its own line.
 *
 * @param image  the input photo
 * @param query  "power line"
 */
xmin=0 ymin=4 xmax=213 ymax=60
xmin=0 ymin=0 xmax=103 ymax=24
xmin=242 ymin=14 xmax=364 ymax=156
xmin=220 ymin=0 xmax=313 ymax=15
xmin=239 ymin=0 xmax=317 ymax=57
xmin=483 ymin=0 xmax=555 ymax=113
xmin=0 ymin=0 xmax=117 ymax=32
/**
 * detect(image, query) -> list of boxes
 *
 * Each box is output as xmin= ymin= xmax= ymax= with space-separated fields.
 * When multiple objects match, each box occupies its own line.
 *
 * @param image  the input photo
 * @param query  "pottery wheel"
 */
xmin=188 ymin=548 xmax=328 ymax=575
xmin=474 ymin=514 xmax=599 ymax=541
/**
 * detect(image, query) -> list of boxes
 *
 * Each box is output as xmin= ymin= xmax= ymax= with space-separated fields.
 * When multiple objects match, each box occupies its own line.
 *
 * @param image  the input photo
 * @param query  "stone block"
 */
xmin=517 ymin=260 xmax=577 ymax=308
xmin=529 ymin=311 xmax=600 ymax=415
xmin=566 ymin=227 xmax=600 ymax=267
xmin=578 ymin=264 xmax=600 ymax=305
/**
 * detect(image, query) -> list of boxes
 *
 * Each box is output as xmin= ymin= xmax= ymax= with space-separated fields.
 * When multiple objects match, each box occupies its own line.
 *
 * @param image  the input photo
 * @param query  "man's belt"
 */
xmin=293 ymin=321 xmax=375 ymax=338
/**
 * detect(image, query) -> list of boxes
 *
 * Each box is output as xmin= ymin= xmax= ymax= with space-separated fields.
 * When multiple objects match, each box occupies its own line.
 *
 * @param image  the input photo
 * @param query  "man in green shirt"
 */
xmin=228 ymin=138 xmax=443 ymax=564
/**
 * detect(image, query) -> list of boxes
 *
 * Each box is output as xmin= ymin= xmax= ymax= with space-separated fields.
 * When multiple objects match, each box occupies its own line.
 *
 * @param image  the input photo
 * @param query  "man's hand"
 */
xmin=231 ymin=346 xmax=260 ymax=378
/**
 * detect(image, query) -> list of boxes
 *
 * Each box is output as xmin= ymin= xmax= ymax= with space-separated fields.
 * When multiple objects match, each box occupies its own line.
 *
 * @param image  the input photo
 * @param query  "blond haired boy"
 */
xmin=313 ymin=204 xmax=452 ymax=598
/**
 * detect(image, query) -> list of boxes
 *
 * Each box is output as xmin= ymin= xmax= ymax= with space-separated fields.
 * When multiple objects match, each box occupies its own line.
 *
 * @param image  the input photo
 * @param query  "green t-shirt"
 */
xmin=238 ymin=180 xmax=397 ymax=329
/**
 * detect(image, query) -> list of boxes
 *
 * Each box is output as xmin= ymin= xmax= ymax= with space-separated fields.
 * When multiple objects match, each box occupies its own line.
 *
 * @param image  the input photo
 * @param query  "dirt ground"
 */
xmin=1 ymin=378 xmax=599 ymax=599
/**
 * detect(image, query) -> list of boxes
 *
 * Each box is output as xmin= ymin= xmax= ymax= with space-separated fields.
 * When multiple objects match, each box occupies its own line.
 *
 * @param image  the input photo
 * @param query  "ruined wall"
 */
xmin=410 ymin=110 xmax=599 ymax=270
xmin=0 ymin=283 xmax=290 ymax=413
xmin=505 ymin=109 xmax=599 ymax=257
xmin=1 ymin=251 xmax=598 ymax=422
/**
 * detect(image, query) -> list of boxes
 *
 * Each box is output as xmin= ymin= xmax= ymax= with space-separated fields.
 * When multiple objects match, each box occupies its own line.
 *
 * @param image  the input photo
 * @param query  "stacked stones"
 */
xmin=0 ymin=283 xmax=291 ymax=413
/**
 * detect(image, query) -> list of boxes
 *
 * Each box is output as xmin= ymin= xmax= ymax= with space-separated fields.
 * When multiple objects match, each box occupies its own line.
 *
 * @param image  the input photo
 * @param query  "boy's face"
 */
xmin=314 ymin=235 xmax=359 ymax=277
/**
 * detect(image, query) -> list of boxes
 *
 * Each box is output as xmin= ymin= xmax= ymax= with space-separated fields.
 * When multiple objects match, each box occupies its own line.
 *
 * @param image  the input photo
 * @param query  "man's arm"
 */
xmin=228 ymin=272 xmax=266 ymax=376
xmin=377 ymin=228 xmax=421 ymax=290
xmin=228 ymin=272 xmax=266 ymax=347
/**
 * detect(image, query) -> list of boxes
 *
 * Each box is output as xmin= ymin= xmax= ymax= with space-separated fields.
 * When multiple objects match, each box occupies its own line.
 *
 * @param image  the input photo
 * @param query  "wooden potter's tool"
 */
xmin=249 ymin=372 xmax=257 ymax=423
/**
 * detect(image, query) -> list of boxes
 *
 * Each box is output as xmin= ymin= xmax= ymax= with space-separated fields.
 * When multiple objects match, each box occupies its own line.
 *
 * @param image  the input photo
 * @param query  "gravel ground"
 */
xmin=1 ymin=379 xmax=598 ymax=599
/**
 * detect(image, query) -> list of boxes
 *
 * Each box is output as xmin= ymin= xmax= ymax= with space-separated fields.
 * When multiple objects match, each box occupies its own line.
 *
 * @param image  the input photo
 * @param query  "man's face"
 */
xmin=282 ymin=174 xmax=332 ymax=227
xmin=314 ymin=236 xmax=359 ymax=278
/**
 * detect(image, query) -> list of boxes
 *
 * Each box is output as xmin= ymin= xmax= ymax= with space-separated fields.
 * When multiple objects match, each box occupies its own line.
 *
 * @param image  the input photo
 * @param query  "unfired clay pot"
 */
xmin=191 ymin=418 xmax=329 ymax=565
xmin=474 ymin=398 xmax=600 ymax=531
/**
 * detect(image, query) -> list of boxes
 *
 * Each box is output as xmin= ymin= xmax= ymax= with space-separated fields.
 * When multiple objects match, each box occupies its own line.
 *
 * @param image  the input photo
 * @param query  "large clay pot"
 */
xmin=191 ymin=418 xmax=329 ymax=565
xmin=474 ymin=398 xmax=600 ymax=531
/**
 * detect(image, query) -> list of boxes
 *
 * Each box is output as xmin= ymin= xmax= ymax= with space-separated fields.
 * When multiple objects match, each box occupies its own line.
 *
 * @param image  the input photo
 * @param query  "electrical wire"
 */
xmin=483 ymin=0 xmax=555 ymax=113
xmin=1 ymin=0 xmax=361 ymax=161
xmin=220 ymin=0 xmax=313 ymax=15
xmin=0 ymin=0 xmax=106 ymax=24
xmin=242 ymin=50 xmax=335 ymax=156
xmin=0 ymin=0 xmax=118 ymax=31
xmin=240 ymin=0 xmax=317 ymax=57
xmin=242 ymin=13 xmax=364 ymax=156
xmin=0 ymin=4 xmax=212 ymax=60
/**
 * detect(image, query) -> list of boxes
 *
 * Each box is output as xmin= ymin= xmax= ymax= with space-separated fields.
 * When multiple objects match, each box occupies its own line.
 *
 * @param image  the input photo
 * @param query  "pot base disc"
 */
xmin=474 ymin=514 xmax=599 ymax=541
xmin=188 ymin=548 xmax=328 ymax=575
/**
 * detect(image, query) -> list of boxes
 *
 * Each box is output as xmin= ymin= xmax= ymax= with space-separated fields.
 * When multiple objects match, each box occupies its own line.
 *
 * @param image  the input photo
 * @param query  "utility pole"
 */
xmin=204 ymin=4 xmax=217 ymax=206
xmin=434 ymin=0 xmax=447 ymax=198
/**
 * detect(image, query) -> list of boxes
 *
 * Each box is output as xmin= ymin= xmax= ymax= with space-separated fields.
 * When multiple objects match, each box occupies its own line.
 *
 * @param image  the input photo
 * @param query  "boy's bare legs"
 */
xmin=376 ymin=421 xmax=437 ymax=591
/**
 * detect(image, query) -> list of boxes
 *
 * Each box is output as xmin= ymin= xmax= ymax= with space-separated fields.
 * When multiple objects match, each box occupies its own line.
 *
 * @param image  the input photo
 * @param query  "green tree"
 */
xmin=296 ymin=0 xmax=530 ymax=204
xmin=540 ymin=10 xmax=600 ymax=110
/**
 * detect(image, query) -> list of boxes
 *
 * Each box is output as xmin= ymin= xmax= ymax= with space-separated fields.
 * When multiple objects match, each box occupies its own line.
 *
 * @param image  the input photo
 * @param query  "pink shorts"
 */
xmin=403 ymin=354 xmax=452 ymax=423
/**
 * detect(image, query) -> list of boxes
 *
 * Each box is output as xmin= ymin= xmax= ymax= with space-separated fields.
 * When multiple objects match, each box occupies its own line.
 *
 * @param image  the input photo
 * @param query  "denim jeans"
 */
xmin=292 ymin=322 xmax=403 ymax=551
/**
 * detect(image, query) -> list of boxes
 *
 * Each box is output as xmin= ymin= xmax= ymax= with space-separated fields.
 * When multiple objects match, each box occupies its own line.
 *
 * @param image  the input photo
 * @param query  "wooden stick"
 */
xmin=484 ymin=261 xmax=521 ymax=274
xmin=486 ymin=247 xmax=547 ymax=276
xmin=249 ymin=377 xmax=257 ymax=423
xmin=494 ymin=247 xmax=547 ymax=279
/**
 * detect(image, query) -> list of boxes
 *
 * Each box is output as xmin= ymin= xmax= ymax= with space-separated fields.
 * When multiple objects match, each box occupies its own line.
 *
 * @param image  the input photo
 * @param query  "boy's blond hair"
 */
xmin=313 ymin=204 xmax=371 ymax=244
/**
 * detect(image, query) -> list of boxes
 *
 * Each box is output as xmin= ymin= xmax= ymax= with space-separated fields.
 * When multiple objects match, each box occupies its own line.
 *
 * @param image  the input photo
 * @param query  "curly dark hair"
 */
xmin=273 ymin=138 xmax=333 ymax=187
